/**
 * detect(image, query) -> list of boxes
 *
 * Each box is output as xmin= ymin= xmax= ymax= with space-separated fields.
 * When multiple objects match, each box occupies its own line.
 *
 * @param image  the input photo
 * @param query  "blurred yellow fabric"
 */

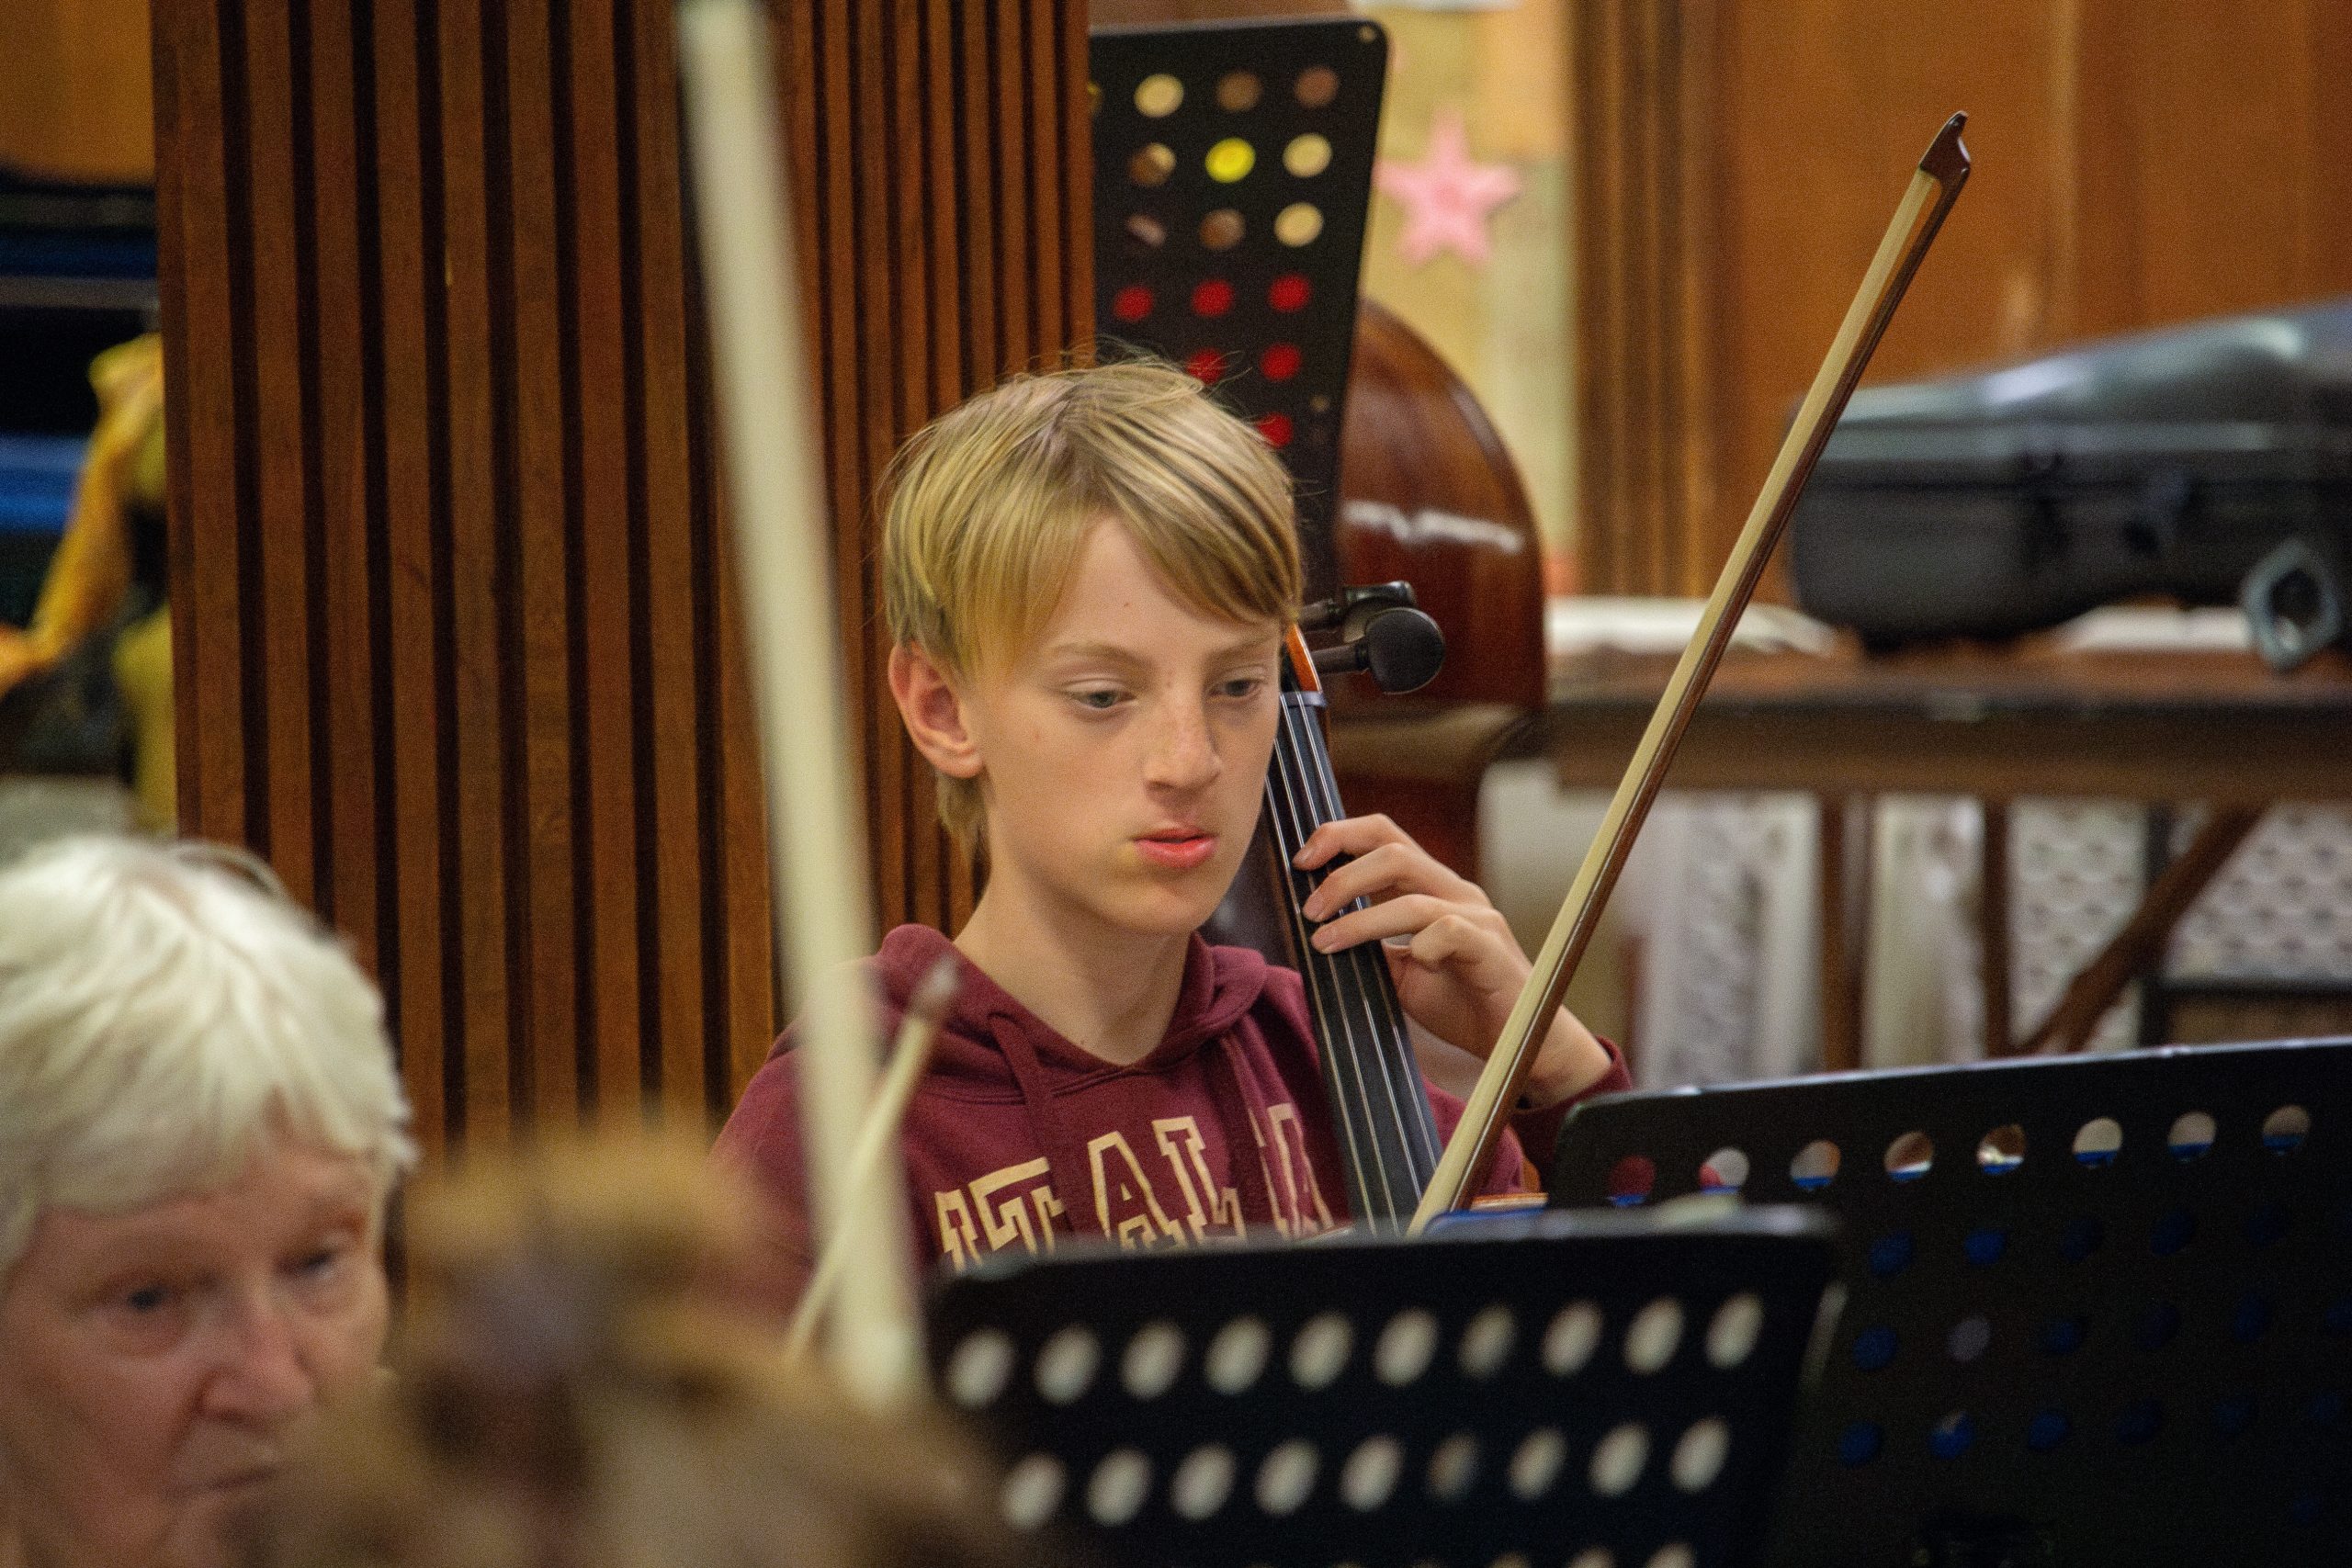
xmin=0 ymin=332 xmax=162 ymax=701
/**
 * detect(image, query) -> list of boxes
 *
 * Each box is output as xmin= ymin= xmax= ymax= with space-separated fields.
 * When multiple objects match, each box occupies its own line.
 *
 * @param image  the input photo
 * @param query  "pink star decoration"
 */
xmin=1374 ymin=107 xmax=1522 ymax=268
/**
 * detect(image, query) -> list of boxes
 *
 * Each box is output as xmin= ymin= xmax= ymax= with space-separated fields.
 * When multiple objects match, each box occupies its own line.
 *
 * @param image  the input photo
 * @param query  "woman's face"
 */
xmin=0 ymin=1140 xmax=389 ymax=1568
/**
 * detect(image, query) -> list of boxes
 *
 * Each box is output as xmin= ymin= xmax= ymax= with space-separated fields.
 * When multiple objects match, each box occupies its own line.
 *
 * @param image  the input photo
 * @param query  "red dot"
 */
xmin=1256 ymin=412 xmax=1295 ymax=447
xmin=1111 ymin=284 xmax=1153 ymax=322
xmin=1260 ymin=343 xmax=1303 ymax=382
xmin=1185 ymin=348 xmax=1225 ymax=384
xmin=1268 ymin=273 xmax=1312 ymax=312
xmin=1191 ymin=278 xmax=1235 ymax=318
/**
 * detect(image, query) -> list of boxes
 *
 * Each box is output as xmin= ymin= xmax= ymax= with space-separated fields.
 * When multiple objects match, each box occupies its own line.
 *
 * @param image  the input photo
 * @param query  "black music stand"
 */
xmin=1089 ymin=17 xmax=1385 ymax=595
xmin=927 ymin=1208 xmax=1837 ymax=1568
xmin=1547 ymin=1038 xmax=2352 ymax=1566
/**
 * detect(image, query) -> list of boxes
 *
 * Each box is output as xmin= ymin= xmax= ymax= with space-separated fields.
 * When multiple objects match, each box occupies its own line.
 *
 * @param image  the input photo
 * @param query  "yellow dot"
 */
xmin=1275 ymin=202 xmax=1324 ymax=246
xmin=1200 ymin=209 xmax=1244 ymax=251
xmin=1087 ymin=81 xmax=1102 ymax=118
xmin=1135 ymin=73 xmax=1183 ymax=118
xmin=1283 ymin=133 xmax=1332 ymax=178
xmin=1205 ymin=138 xmax=1256 ymax=184
xmin=1127 ymin=143 xmax=1175 ymax=187
xmin=1216 ymin=71 xmax=1262 ymax=112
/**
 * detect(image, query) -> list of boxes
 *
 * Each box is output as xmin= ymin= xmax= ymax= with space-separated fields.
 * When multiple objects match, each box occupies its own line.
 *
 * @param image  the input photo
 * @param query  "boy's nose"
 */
xmin=1144 ymin=698 xmax=1221 ymax=792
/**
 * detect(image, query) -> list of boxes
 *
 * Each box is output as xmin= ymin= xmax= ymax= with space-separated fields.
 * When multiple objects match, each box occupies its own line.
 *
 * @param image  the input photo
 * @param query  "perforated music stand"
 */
xmin=1547 ymin=1037 xmax=2352 ymax=1566
xmin=1089 ymin=17 xmax=1385 ymax=594
xmin=927 ymin=1208 xmax=1837 ymax=1568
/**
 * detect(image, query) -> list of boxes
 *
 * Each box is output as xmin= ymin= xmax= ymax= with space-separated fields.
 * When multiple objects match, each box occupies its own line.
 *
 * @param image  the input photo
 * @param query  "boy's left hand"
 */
xmin=1294 ymin=814 xmax=1614 ymax=1108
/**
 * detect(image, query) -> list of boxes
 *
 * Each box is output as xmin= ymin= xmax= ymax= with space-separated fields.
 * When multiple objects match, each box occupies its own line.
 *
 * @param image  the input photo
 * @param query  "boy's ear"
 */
xmin=888 ymin=643 xmax=984 ymax=781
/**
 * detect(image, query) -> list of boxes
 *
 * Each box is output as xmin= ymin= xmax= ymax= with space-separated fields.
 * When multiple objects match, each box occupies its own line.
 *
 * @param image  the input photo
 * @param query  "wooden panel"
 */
xmin=153 ymin=0 xmax=1091 ymax=1162
xmin=0 ymin=0 xmax=156 ymax=182
xmin=1573 ymin=0 xmax=2352 ymax=597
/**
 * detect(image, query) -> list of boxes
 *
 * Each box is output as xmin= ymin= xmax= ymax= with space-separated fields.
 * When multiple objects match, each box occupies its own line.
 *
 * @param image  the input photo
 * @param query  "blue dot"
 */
xmin=2116 ymin=1400 xmax=2163 ymax=1446
xmin=2151 ymin=1207 xmax=2196 ymax=1257
xmin=1868 ymin=1231 xmax=1915 ymax=1278
xmin=2232 ymin=1294 xmax=2274 ymax=1344
xmin=1608 ymin=1191 xmax=1647 ymax=1208
xmin=2327 ymin=1297 xmax=2352 ymax=1337
xmin=2135 ymin=1302 xmax=2181 ymax=1351
xmin=2060 ymin=1215 xmax=2104 ymax=1261
xmin=2290 ymin=1493 xmax=2325 ymax=1528
xmin=1964 ymin=1226 xmax=2008 ymax=1267
xmin=1793 ymin=1173 xmax=1833 ymax=1192
xmin=2307 ymin=1391 xmax=2346 ymax=1429
xmin=1929 ymin=1412 xmax=1977 ymax=1460
xmin=2026 ymin=1409 xmax=2071 ymax=1452
xmin=2074 ymin=1145 xmax=2118 ymax=1170
xmin=2245 ymin=1202 xmax=2290 ymax=1247
xmin=1851 ymin=1325 xmax=1898 ymax=1371
xmin=2038 ymin=1315 xmax=2087 ymax=1357
xmin=2211 ymin=1394 xmax=2256 ymax=1438
xmin=1838 ymin=1421 xmax=1883 ymax=1467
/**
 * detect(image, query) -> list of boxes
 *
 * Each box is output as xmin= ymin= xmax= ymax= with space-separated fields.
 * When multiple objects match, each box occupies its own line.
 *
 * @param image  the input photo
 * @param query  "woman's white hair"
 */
xmin=0 ymin=835 xmax=417 ymax=1280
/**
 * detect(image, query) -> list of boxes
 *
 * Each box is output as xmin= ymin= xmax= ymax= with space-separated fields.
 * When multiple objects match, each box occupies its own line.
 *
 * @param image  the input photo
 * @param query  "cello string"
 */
xmin=1269 ymin=693 xmax=1409 ymax=1220
xmin=1271 ymin=691 xmax=1422 ymax=1216
xmin=1293 ymin=705 xmax=1440 ymax=1178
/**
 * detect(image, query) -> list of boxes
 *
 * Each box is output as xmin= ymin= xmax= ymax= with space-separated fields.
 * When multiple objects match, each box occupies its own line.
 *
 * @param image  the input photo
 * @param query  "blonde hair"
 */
xmin=248 ymin=1137 xmax=1019 ymax=1568
xmin=880 ymin=360 xmax=1303 ymax=843
xmin=0 ymin=836 xmax=415 ymax=1280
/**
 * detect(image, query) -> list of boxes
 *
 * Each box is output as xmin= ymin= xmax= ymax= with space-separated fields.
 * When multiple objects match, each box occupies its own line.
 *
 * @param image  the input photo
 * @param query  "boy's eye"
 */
xmin=123 ymin=1282 xmax=173 ymax=1314
xmin=1070 ymin=688 xmax=1125 ymax=711
xmin=1215 ymin=675 xmax=1267 ymax=700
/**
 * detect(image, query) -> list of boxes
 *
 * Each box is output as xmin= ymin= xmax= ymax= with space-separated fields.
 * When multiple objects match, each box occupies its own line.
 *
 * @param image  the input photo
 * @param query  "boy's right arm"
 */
xmin=711 ymin=1055 xmax=820 ymax=1312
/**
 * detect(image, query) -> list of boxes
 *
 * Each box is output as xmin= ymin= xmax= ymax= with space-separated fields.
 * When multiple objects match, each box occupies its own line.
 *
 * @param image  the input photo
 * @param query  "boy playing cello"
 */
xmin=717 ymin=361 xmax=1625 ymax=1300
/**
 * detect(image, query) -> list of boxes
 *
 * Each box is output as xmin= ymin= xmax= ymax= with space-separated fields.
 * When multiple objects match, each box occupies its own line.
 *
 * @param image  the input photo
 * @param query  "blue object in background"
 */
xmin=0 ymin=433 xmax=82 ymax=626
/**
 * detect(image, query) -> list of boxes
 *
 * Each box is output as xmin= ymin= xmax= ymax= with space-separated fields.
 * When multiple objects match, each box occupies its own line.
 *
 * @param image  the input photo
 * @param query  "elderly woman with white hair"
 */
xmin=0 ymin=836 xmax=415 ymax=1568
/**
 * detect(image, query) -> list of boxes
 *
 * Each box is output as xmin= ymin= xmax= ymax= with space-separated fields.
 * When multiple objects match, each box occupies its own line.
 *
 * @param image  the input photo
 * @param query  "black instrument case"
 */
xmin=1789 ymin=299 xmax=2352 ymax=668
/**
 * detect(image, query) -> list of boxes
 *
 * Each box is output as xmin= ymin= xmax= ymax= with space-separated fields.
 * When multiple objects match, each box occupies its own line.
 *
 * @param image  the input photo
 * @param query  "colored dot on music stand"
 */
xmin=1192 ymin=280 xmax=1235 ymax=318
xmin=1206 ymin=138 xmax=1256 ymax=183
xmin=1256 ymin=412 xmax=1295 ymax=447
xmin=1111 ymin=285 xmax=1153 ymax=323
xmin=1276 ymin=202 xmax=1324 ymax=246
xmin=1269 ymin=273 xmax=1312 ymax=312
xmin=1185 ymin=348 xmax=1225 ymax=384
xmin=1261 ymin=343 xmax=1302 ymax=381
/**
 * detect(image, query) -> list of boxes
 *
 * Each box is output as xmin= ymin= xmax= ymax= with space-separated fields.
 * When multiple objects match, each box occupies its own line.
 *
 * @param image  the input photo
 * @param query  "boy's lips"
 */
xmin=1135 ymin=829 xmax=1218 ymax=871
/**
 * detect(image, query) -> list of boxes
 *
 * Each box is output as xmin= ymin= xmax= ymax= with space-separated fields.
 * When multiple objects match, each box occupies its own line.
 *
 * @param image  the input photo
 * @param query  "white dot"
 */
xmin=1170 ymin=1445 xmax=1235 ymax=1520
xmin=1459 ymin=1303 xmax=1517 ymax=1379
xmin=1671 ymin=1418 xmax=1729 ymax=1493
xmin=1625 ymin=1298 xmax=1684 ymax=1374
xmin=945 ymin=1328 xmax=1015 ymax=1408
xmin=1567 ymin=1551 xmax=1615 ymax=1568
xmin=1706 ymin=1293 xmax=1765 ymax=1369
xmin=1544 ymin=1302 xmax=1604 ymax=1375
xmin=1207 ymin=1316 xmax=1272 ymax=1393
xmin=1086 ymin=1449 xmax=1151 ymax=1526
xmin=1508 ymin=1427 xmax=1566 ymax=1499
xmin=1290 ymin=1312 xmax=1354 ymax=1389
xmin=1340 ymin=1434 xmax=1403 ymax=1510
xmin=1589 ymin=1423 xmax=1649 ymax=1497
xmin=1035 ymin=1325 xmax=1100 ymax=1404
xmin=1646 ymin=1545 xmax=1695 ymax=1568
xmin=1428 ymin=1432 xmax=1479 ymax=1502
xmin=1255 ymin=1440 xmax=1318 ymax=1515
xmin=1490 ymin=1555 xmax=1532 ymax=1568
xmin=1001 ymin=1453 xmax=1066 ymax=1529
xmin=1375 ymin=1308 xmax=1439 ymax=1386
xmin=1122 ymin=1320 xmax=1185 ymax=1399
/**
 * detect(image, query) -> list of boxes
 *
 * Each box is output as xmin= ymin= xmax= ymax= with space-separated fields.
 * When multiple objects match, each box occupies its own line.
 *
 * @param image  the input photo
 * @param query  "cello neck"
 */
xmin=1264 ymin=626 xmax=1442 ymax=1230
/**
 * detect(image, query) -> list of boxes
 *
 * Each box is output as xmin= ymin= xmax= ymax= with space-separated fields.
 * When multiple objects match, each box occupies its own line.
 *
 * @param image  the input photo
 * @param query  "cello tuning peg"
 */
xmin=1309 ymin=604 xmax=1446 ymax=694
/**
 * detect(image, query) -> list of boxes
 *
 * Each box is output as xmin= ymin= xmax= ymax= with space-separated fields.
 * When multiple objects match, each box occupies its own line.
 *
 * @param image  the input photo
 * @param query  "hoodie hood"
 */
xmin=865 ymin=923 xmax=1272 ymax=1100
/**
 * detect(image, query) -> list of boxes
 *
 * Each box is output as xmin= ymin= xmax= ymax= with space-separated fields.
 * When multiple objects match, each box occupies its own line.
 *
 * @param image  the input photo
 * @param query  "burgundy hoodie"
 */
xmin=714 ymin=924 xmax=1630 ymax=1305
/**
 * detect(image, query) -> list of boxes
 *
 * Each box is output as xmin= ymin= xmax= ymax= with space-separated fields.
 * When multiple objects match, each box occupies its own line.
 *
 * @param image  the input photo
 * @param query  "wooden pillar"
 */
xmin=153 ymin=0 xmax=1091 ymax=1161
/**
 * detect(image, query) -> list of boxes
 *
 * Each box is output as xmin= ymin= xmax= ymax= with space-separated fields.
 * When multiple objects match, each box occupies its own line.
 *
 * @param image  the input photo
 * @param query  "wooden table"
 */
xmin=1528 ymin=638 xmax=2352 ymax=1070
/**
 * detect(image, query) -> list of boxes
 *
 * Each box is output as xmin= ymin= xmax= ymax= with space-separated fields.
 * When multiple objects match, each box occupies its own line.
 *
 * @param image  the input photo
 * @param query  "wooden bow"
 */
xmin=1410 ymin=114 xmax=1973 ymax=1232
xmin=675 ymin=0 xmax=925 ymax=1404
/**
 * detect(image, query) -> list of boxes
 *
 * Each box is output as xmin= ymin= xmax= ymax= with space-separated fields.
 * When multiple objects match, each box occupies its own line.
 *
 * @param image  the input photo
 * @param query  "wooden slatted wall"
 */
xmin=152 ymin=0 xmax=1091 ymax=1161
